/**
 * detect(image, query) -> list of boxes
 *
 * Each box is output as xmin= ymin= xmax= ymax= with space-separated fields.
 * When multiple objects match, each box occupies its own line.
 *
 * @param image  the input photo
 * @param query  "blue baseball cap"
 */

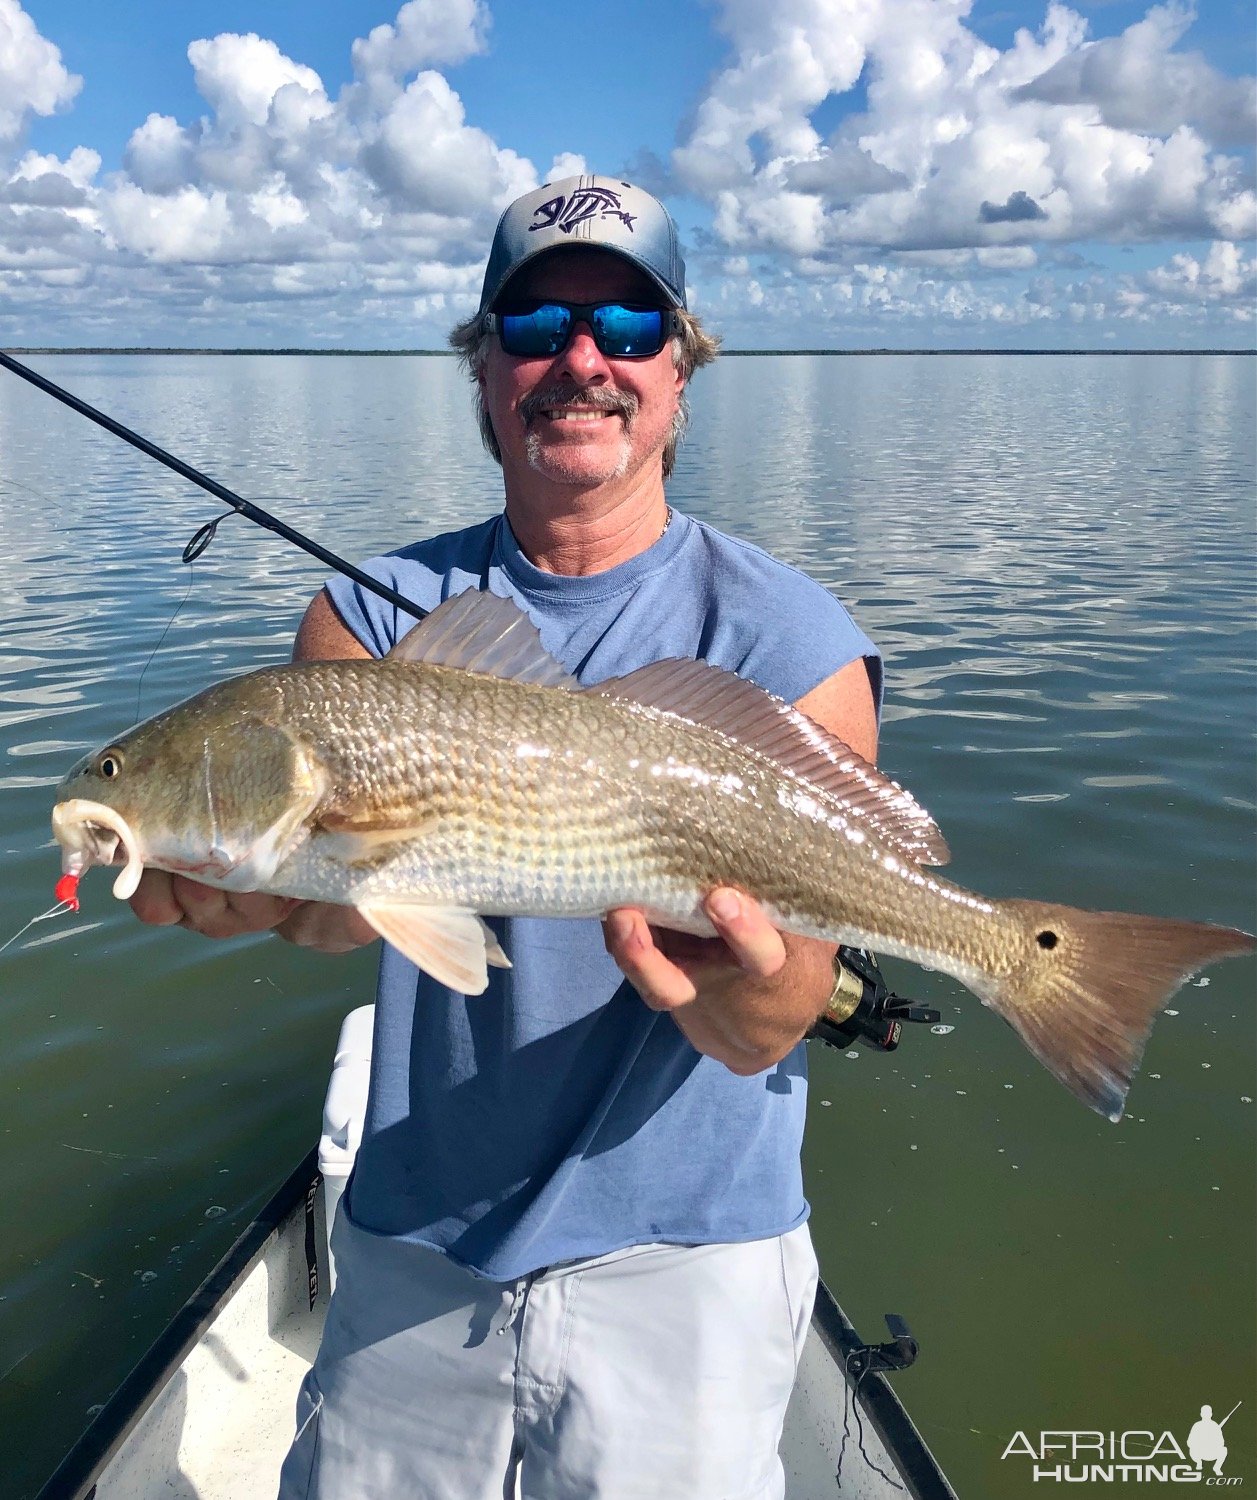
xmin=479 ymin=174 xmax=688 ymax=314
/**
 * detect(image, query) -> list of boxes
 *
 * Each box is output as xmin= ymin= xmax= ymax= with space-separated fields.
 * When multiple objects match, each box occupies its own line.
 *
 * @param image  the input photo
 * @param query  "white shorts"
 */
xmin=278 ymin=1209 xmax=819 ymax=1500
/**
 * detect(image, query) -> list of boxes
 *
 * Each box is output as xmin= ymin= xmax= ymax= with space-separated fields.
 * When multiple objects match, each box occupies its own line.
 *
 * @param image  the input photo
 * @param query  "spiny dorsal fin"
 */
xmin=387 ymin=590 xmax=576 ymax=689
xmin=588 ymin=659 xmax=950 ymax=867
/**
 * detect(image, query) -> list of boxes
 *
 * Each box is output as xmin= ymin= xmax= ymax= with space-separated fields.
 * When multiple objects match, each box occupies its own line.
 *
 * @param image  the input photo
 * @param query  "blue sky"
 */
xmin=19 ymin=1 xmax=715 ymax=180
xmin=2 ymin=0 xmax=1254 ymax=347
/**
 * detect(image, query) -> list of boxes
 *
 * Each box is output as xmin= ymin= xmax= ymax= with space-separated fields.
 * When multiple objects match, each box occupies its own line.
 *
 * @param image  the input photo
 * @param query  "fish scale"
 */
xmin=263 ymin=662 xmax=932 ymax=935
xmin=51 ymin=589 xmax=1255 ymax=1121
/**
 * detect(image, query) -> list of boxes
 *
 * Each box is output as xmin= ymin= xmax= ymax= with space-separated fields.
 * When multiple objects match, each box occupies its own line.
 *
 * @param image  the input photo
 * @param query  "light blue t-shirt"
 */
xmin=325 ymin=509 xmax=881 ymax=1280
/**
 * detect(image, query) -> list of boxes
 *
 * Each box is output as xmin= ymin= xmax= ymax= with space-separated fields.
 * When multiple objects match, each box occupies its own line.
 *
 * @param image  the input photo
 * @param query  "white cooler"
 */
xmin=317 ymin=1004 xmax=375 ymax=1290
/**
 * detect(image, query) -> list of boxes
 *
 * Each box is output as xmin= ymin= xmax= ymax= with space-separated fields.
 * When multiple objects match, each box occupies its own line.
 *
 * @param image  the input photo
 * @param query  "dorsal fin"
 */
xmin=387 ymin=590 xmax=576 ymax=689
xmin=588 ymin=659 xmax=950 ymax=867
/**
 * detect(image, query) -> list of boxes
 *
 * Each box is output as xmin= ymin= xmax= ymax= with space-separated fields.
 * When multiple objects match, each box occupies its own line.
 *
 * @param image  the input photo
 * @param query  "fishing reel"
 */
xmin=810 ymin=947 xmax=940 ymax=1052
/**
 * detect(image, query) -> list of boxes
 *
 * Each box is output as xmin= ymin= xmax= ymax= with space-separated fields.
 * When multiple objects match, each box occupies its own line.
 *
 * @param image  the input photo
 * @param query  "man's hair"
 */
xmin=448 ymin=306 xmax=720 ymax=480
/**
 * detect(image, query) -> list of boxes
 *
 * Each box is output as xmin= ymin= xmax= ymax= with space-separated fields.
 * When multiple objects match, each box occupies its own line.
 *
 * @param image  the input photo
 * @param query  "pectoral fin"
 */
xmin=357 ymin=902 xmax=512 ymax=994
xmin=316 ymin=815 xmax=438 ymax=866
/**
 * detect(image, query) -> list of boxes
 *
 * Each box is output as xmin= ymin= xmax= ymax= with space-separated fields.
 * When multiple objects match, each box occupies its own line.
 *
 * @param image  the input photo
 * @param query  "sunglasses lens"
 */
xmin=592 ymin=305 xmax=666 ymax=356
xmin=498 ymin=303 xmax=573 ymax=357
xmin=496 ymin=303 xmax=669 ymax=357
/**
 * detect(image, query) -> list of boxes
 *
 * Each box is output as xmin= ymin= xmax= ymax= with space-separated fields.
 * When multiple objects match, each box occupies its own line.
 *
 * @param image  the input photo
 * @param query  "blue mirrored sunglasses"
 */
xmin=483 ymin=300 xmax=679 ymax=359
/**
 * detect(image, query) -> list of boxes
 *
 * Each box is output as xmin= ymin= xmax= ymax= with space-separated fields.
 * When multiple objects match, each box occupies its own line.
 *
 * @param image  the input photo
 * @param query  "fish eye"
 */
xmin=97 ymin=749 xmax=124 ymax=780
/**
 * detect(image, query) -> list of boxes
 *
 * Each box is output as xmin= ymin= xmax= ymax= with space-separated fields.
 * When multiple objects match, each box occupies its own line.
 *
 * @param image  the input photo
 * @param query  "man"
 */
xmin=1187 ymin=1405 xmax=1228 ymax=1477
xmin=133 ymin=175 xmax=881 ymax=1498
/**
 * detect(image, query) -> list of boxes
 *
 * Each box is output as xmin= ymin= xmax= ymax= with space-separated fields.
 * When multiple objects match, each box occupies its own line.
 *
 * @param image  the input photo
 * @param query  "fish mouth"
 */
xmin=51 ymin=799 xmax=144 ymax=901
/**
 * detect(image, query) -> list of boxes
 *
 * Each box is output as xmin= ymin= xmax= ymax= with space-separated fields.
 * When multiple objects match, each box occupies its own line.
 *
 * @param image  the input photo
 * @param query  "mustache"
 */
xmin=519 ymin=385 xmax=638 ymax=425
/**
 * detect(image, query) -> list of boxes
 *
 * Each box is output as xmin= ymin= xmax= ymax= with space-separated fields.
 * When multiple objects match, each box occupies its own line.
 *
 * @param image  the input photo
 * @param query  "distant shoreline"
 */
xmin=2 ymin=346 xmax=1253 ymax=357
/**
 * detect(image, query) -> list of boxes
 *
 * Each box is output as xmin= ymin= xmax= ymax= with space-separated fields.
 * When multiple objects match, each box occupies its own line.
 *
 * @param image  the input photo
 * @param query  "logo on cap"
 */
xmin=529 ymin=187 xmax=636 ymax=236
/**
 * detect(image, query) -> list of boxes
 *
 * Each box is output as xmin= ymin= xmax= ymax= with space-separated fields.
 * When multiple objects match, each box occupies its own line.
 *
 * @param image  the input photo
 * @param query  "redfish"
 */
xmin=52 ymin=590 xmax=1254 ymax=1120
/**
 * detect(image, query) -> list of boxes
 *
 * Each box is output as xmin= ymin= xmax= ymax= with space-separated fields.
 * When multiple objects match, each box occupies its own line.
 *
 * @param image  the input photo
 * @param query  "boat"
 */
xmin=34 ymin=1006 xmax=957 ymax=1500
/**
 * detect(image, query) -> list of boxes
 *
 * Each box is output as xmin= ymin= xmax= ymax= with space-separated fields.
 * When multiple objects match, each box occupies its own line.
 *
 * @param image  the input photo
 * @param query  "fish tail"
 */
xmin=987 ymin=901 xmax=1256 ymax=1122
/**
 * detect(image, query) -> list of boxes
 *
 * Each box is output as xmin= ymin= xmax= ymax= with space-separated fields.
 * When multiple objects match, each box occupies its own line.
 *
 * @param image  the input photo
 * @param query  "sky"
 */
xmin=0 ymin=0 xmax=1253 ymax=348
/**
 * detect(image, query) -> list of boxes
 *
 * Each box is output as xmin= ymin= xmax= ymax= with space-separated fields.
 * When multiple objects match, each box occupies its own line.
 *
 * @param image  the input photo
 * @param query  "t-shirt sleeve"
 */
xmin=728 ymin=561 xmax=883 ymax=720
xmin=321 ymin=520 xmax=498 ymax=658
xmin=324 ymin=558 xmax=431 ymax=660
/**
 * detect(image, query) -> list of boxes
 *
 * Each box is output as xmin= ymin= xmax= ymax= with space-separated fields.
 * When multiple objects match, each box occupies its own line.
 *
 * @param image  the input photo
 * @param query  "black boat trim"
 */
xmin=811 ymin=1280 xmax=959 ymax=1499
xmin=33 ymin=1149 xmax=320 ymax=1500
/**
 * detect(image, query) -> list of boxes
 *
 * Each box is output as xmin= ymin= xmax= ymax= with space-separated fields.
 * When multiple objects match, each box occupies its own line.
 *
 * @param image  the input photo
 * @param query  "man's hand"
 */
xmin=603 ymin=889 xmax=833 ymax=1075
xmin=130 ymin=869 xmax=376 ymax=952
xmin=125 ymin=590 xmax=381 ymax=955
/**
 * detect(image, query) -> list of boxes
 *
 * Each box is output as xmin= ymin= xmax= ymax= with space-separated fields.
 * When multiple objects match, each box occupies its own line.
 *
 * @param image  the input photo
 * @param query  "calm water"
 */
xmin=0 ymin=354 xmax=1253 ymax=1498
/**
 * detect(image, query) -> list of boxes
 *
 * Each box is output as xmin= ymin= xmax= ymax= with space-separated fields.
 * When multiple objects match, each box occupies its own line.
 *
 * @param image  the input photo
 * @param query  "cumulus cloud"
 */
xmin=124 ymin=115 xmax=197 ymax=196
xmin=980 ymin=190 xmax=1049 ymax=223
xmin=546 ymin=151 xmax=589 ymax=183
xmin=0 ymin=145 xmax=99 ymax=272
xmin=786 ymin=142 xmax=909 ymax=201
xmin=361 ymin=71 xmax=532 ymax=215
xmin=697 ymin=238 xmax=1254 ymax=344
xmin=1 ymin=146 xmax=98 ymax=208
xmin=188 ymin=33 xmax=326 ymax=130
xmin=1 ymin=0 xmax=536 ymax=326
xmin=0 ymin=172 xmax=83 ymax=206
xmin=0 ymin=0 xmax=80 ymax=143
xmin=352 ymin=0 xmax=489 ymax=82
xmin=1016 ymin=3 xmax=1257 ymax=148
xmin=705 ymin=255 xmax=1065 ymax=336
xmin=1142 ymin=240 xmax=1257 ymax=305
xmin=672 ymin=0 xmax=1255 ymax=257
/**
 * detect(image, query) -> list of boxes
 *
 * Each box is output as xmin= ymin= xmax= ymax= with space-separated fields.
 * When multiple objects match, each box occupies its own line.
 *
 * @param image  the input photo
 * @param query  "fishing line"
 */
xmin=132 ymin=503 xmax=247 ymax=723
xmin=0 ymin=472 xmax=55 ymax=503
xmin=0 ymin=899 xmax=77 ymax=958
xmin=0 ymin=464 xmax=204 ymax=727
xmin=134 ymin=555 xmax=199 ymax=726
xmin=133 ymin=493 xmax=326 ymax=721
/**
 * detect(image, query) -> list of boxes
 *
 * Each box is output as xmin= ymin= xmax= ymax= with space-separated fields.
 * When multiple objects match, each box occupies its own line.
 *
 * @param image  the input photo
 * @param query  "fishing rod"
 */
xmin=0 ymin=351 xmax=428 ymax=621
